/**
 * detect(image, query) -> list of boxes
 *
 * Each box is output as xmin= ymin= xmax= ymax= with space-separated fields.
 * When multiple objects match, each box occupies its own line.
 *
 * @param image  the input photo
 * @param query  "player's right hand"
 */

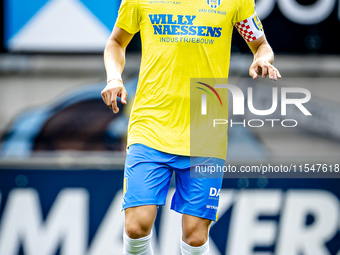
xmin=101 ymin=79 xmax=128 ymax=114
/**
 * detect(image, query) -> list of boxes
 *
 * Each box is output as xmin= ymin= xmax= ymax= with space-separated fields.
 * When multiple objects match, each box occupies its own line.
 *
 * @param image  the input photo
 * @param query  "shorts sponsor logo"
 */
xmin=209 ymin=187 xmax=220 ymax=198
xmin=206 ymin=204 xmax=218 ymax=210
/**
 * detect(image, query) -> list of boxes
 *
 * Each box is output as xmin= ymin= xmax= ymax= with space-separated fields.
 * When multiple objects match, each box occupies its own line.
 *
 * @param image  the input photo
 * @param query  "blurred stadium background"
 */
xmin=0 ymin=0 xmax=340 ymax=254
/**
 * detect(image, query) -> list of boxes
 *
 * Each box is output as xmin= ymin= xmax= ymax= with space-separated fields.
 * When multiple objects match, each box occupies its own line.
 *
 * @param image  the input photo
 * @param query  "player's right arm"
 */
xmin=101 ymin=25 xmax=134 ymax=114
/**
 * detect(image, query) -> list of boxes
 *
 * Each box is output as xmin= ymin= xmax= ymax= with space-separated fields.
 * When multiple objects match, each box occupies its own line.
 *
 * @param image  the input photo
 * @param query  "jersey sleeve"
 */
xmin=116 ymin=0 xmax=141 ymax=34
xmin=233 ymin=0 xmax=264 ymax=42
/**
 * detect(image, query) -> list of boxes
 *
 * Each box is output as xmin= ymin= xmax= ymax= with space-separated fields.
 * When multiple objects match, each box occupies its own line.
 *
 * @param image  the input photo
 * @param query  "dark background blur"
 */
xmin=0 ymin=0 xmax=4 ymax=53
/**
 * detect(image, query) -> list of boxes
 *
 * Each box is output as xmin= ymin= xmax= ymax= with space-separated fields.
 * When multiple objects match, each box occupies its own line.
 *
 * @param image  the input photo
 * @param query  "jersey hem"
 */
xmin=127 ymin=139 xmax=190 ymax=156
xmin=127 ymin=139 xmax=227 ymax=160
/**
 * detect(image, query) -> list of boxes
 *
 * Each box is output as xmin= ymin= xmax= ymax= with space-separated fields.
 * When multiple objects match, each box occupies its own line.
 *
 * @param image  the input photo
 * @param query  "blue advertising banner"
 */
xmin=4 ymin=0 xmax=120 ymax=51
xmin=0 ymin=168 xmax=339 ymax=255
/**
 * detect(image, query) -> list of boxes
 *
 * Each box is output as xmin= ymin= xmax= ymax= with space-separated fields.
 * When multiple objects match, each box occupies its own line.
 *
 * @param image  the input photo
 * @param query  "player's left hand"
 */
xmin=249 ymin=58 xmax=281 ymax=81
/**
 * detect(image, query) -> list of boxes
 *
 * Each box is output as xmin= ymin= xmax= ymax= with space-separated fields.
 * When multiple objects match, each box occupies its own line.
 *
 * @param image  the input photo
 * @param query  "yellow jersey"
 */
xmin=116 ymin=0 xmax=259 ymax=159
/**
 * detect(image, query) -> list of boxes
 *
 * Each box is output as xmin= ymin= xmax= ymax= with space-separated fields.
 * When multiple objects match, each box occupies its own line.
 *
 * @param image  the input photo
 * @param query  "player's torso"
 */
xmin=133 ymin=0 xmax=237 ymax=112
xmin=128 ymin=0 xmax=237 ymax=156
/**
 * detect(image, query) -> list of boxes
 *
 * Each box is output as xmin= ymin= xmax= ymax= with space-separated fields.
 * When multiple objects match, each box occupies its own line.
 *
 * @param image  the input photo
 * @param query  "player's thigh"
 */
xmin=125 ymin=205 xmax=158 ymax=238
xmin=123 ymin=144 xmax=173 ymax=210
xmin=182 ymin=214 xmax=211 ymax=238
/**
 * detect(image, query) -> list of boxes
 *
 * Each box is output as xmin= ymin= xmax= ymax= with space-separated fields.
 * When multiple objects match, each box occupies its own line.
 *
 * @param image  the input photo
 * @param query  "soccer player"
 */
xmin=101 ymin=0 xmax=281 ymax=254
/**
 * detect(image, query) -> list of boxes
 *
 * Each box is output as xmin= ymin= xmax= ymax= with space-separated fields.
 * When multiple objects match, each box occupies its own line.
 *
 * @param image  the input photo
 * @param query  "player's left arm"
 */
xmin=247 ymin=35 xmax=282 ymax=81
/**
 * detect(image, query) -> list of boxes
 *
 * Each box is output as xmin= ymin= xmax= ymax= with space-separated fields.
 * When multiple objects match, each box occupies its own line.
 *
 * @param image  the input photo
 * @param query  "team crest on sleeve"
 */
xmin=207 ymin=0 xmax=221 ymax=9
xmin=252 ymin=14 xmax=263 ymax=31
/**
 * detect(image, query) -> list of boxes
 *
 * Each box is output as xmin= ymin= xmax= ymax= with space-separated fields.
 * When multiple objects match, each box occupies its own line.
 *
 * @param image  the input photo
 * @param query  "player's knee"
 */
xmin=182 ymin=216 xmax=211 ymax=247
xmin=125 ymin=205 xmax=157 ymax=239
xmin=182 ymin=225 xmax=208 ymax=247
xmin=125 ymin=215 xmax=153 ymax=239
xmin=182 ymin=233 xmax=207 ymax=247
xmin=125 ymin=224 xmax=148 ymax=239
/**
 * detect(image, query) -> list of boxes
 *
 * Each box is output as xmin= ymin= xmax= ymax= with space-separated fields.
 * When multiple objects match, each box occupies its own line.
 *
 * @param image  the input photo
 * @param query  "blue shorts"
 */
xmin=122 ymin=144 xmax=224 ymax=221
